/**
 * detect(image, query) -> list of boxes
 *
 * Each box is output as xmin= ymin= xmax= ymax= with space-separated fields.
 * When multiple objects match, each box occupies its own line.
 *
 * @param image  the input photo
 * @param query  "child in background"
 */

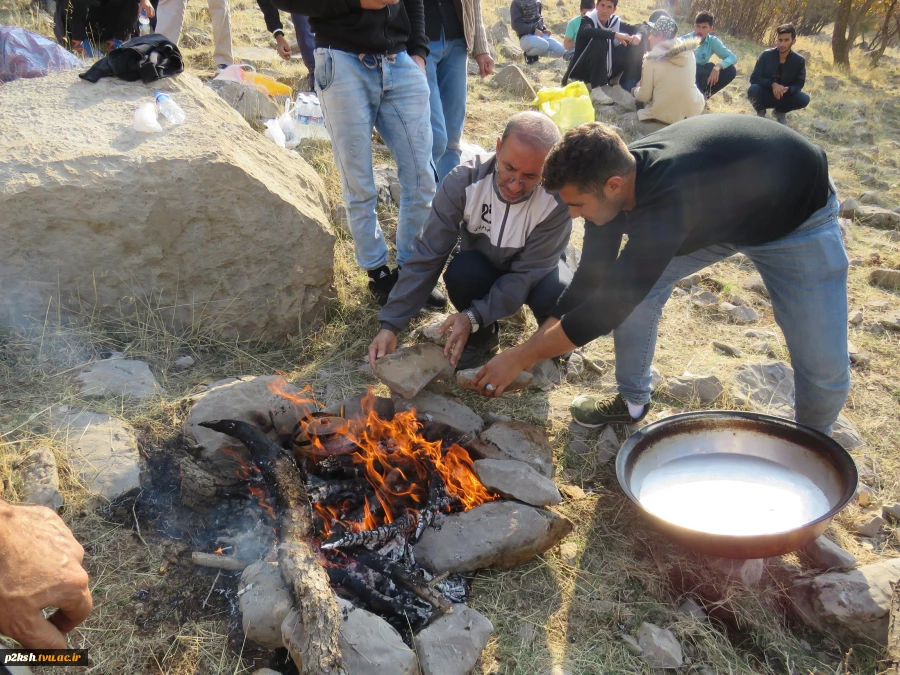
xmin=563 ymin=0 xmax=595 ymax=60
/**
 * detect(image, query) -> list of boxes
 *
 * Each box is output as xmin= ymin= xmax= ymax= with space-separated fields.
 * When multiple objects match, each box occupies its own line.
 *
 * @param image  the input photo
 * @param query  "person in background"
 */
xmin=562 ymin=0 xmax=646 ymax=105
xmin=272 ymin=0 xmax=446 ymax=309
xmin=0 ymin=500 xmax=92 ymax=649
xmin=683 ymin=10 xmax=736 ymax=99
xmin=155 ymin=0 xmax=234 ymax=69
xmin=256 ymin=0 xmax=316 ymax=91
xmin=369 ymin=112 xmax=571 ymax=371
xmin=631 ymin=16 xmax=704 ymax=125
xmin=510 ymin=0 xmax=565 ymax=65
xmin=563 ymin=0 xmax=594 ymax=60
xmin=425 ymin=0 xmax=494 ymax=180
xmin=54 ymin=0 xmax=139 ymax=56
xmin=748 ymin=23 xmax=808 ymax=124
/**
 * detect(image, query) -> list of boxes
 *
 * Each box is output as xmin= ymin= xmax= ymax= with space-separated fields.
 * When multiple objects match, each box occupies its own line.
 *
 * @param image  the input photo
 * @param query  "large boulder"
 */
xmin=0 ymin=71 xmax=334 ymax=342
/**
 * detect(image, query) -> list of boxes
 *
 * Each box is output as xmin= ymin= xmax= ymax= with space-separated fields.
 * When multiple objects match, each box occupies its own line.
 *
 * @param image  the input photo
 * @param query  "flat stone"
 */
xmin=706 ymin=557 xmax=764 ymax=587
xmin=731 ymin=361 xmax=795 ymax=415
xmin=415 ymin=317 xmax=449 ymax=346
xmin=620 ymin=633 xmax=643 ymax=655
xmin=851 ymin=513 xmax=884 ymax=537
xmin=559 ymin=541 xmax=579 ymax=566
xmin=869 ymin=300 xmax=890 ymax=310
xmin=474 ymin=459 xmax=561 ymax=506
xmin=493 ymin=65 xmax=536 ymax=99
xmin=870 ymin=269 xmax=900 ymax=290
xmin=17 ymin=446 xmax=63 ymax=510
xmin=415 ymin=500 xmax=573 ymax=573
xmin=789 ymin=558 xmax=900 ymax=643
xmin=720 ymin=302 xmax=760 ymax=324
xmin=849 ymin=310 xmax=864 ymax=325
xmin=76 ymin=357 xmax=161 ymax=399
xmin=802 ymin=535 xmax=857 ymax=571
xmin=596 ymin=425 xmax=621 ymax=463
xmin=415 ymin=604 xmax=492 ymax=675
xmin=207 ymin=80 xmax=279 ymax=123
xmin=690 ymin=286 xmax=718 ymax=308
xmin=729 ymin=294 xmax=749 ymax=306
xmin=636 ymin=622 xmax=683 ymax=669
xmin=323 ymin=393 xmax=394 ymax=422
xmin=238 ymin=561 xmax=293 ymax=648
xmin=478 ymin=421 xmax=554 ymax=478
xmin=743 ymin=329 xmax=776 ymax=339
xmin=671 ymin=287 xmax=688 ymax=298
xmin=489 ymin=19 xmax=510 ymax=42
xmin=457 ymin=367 xmax=532 ymax=392
xmin=883 ymin=503 xmax=900 ymax=520
xmin=373 ymin=164 xmax=399 ymax=205
xmin=678 ymin=273 xmax=702 ymax=288
xmin=666 ymin=373 xmax=724 ymax=403
xmin=744 ymin=274 xmax=769 ymax=297
xmin=53 ymin=412 xmax=142 ymax=501
xmin=748 ymin=340 xmax=773 ymax=355
xmin=394 ymin=390 xmax=483 ymax=437
xmin=560 ymin=484 xmax=586 ymax=500
xmin=374 ymin=343 xmax=453 ymax=399
xmin=882 ymin=312 xmax=900 ymax=332
xmin=713 ymin=341 xmax=741 ymax=357
xmin=174 ymin=355 xmax=195 ymax=369
xmin=842 ymin=202 xmax=900 ymax=230
xmin=677 ymin=598 xmax=707 ymax=620
xmin=518 ymin=621 xmax=537 ymax=646
xmin=335 ymin=598 xmax=419 ymax=675
xmin=498 ymin=36 xmax=524 ymax=60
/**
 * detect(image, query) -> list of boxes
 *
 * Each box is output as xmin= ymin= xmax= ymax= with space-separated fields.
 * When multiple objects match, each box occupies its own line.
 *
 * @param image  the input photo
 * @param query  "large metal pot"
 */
xmin=616 ymin=411 xmax=858 ymax=559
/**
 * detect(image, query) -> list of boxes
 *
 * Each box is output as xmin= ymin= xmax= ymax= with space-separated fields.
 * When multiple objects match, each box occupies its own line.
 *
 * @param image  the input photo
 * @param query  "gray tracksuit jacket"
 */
xmin=379 ymin=152 xmax=572 ymax=333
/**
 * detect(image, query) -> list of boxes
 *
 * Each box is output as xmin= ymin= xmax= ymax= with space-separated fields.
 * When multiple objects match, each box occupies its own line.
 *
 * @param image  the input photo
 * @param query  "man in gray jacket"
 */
xmin=369 ymin=112 xmax=572 ymax=370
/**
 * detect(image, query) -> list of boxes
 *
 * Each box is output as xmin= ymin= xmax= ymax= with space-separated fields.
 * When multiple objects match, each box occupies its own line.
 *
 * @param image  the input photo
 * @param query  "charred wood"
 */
xmin=326 ymin=565 xmax=432 ymax=628
xmin=321 ymin=512 xmax=417 ymax=551
xmin=191 ymin=551 xmax=251 ymax=571
xmin=350 ymin=548 xmax=452 ymax=616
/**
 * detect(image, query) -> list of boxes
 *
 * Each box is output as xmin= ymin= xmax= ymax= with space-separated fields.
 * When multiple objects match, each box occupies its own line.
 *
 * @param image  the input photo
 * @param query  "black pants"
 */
xmin=442 ymin=249 xmax=573 ymax=344
xmin=747 ymin=83 xmax=810 ymax=113
xmin=54 ymin=0 xmax=138 ymax=44
xmin=564 ymin=37 xmax=643 ymax=90
xmin=695 ymin=61 xmax=736 ymax=98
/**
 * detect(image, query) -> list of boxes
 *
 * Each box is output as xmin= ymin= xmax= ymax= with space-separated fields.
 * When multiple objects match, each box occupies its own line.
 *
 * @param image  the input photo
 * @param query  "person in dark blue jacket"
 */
xmin=747 ymin=23 xmax=809 ymax=124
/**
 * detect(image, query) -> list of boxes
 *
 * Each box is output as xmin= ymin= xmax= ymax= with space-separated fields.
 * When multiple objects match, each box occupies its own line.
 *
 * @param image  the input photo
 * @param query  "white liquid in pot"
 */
xmin=638 ymin=454 xmax=831 ymax=536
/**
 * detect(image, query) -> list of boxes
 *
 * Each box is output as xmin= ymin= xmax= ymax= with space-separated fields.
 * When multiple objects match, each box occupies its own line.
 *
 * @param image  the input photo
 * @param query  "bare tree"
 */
xmin=832 ymin=0 xmax=879 ymax=67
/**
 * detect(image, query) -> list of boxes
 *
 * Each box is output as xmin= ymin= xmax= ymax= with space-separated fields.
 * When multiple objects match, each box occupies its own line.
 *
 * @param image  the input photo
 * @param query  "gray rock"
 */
xmin=415 ymin=604 xmax=493 ymax=675
xmin=53 ymin=412 xmax=142 ymax=501
xmin=174 ymin=355 xmax=195 ymax=369
xmin=842 ymin=202 xmax=900 ymax=230
xmin=497 ymin=6 xmax=511 ymax=21
xmin=720 ymin=302 xmax=760 ymax=324
xmin=649 ymin=365 xmax=663 ymax=392
xmin=802 ymin=535 xmax=857 ymax=571
xmin=76 ymin=357 xmax=161 ymax=399
xmin=744 ymin=274 xmax=769 ymax=297
xmin=849 ymin=310 xmax=864 ymax=325
xmin=860 ymin=191 xmax=880 ymax=204
xmin=394 ymin=390 xmax=484 ymax=437
xmin=677 ymin=273 xmax=702 ymax=288
xmin=18 ymin=446 xmax=63 ymax=510
xmin=789 ymin=558 xmax=900 ymax=643
xmin=636 ymin=622 xmax=683 ymax=669
xmin=743 ymin=329 xmax=776 ymax=339
xmin=238 ymin=561 xmax=293 ymax=648
xmin=479 ymin=421 xmax=554 ymax=478
xmin=415 ymin=500 xmax=573 ymax=573
xmin=415 ymin=317 xmax=449 ymax=346
xmin=881 ymin=311 xmax=900 ymax=332
xmin=823 ymin=75 xmax=842 ymax=89
xmin=731 ymin=361 xmax=795 ymax=415
xmin=323 ymin=393 xmax=394 ymax=422
xmin=596 ymin=425 xmax=621 ymax=463
xmin=721 ymin=90 xmax=733 ymax=102
xmin=530 ymin=358 xmax=561 ymax=390
xmin=729 ymin=294 xmax=749 ymax=306
xmin=207 ymin=79 xmax=279 ymax=123
xmin=666 ymin=374 xmax=724 ymax=403
xmin=851 ymin=513 xmax=884 ymax=537
xmin=677 ymin=598 xmax=707 ymax=620
xmin=671 ymin=287 xmax=688 ymax=298
xmin=331 ymin=202 xmax=350 ymax=232
xmin=883 ymin=503 xmax=900 ymax=520
xmin=490 ymin=20 xmax=510 ymax=42
xmin=689 ymin=286 xmax=718 ymax=308
xmin=373 ymin=163 xmax=399 ymax=205
xmin=748 ymin=340 xmax=773 ymax=355
xmin=620 ymin=633 xmax=643 ymax=655
xmin=251 ymin=669 xmax=283 ymax=675
xmin=713 ymin=341 xmax=742 ymax=357
xmin=870 ymin=268 xmax=900 ymax=290
xmin=559 ymin=541 xmax=579 ymax=566
xmin=474 ymin=459 xmax=561 ymax=506
xmin=869 ymin=300 xmax=890 ymax=310
xmin=335 ymin=598 xmax=419 ymax=674
xmin=498 ymin=36 xmax=524 ymax=59
xmin=848 ymin=341 xmax=870 ymax=368
xmin=374 ymin=343 xmax=453 ymax=399
xmin=707 ymin=557 xmax=764 ymax=587
xmin=493 ymin=65 xmax=536 ymax=99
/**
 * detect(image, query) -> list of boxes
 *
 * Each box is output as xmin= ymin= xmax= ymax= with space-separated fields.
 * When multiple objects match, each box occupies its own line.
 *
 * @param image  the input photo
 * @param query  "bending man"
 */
xmin=475 ymin=116 xmax=849 ymax=436
xmin=369 ymin=112 xmax=572 ymax=371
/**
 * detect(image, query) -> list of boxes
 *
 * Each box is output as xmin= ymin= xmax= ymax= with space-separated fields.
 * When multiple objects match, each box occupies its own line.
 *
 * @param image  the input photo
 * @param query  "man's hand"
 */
xmin=473 ymin=347 xmax=530 ymax=397
xmin=772 ymin=82 xmax=787 ymax=99
xmin=368 ymin=329 xmax=398 ymax=371
xmin=360 ymin=0 xmax=398 ymax=9
xmin=475 ymin=52 xmax=494 ymax=78
xmin=543 ymin=30 xmax=552 ymax=37
xmin=138 ymin=0 xmax=154 ymax=17
xmin=707 ymin=65 xmax=720 ymax=86
xmin=630 ymin=34 xmax=642 ymax=46
xmin=0 ymin=502 xmax=92 ymax=649
xmin=275 ymin=34 xmax=292 ymax=60
xmin=439 ymin=313 xmax=472 ymax=367
xmin=614 ymin=32 xmax=630 ymax=46
xmin=412 ymin=54 xmax=426 ymax=74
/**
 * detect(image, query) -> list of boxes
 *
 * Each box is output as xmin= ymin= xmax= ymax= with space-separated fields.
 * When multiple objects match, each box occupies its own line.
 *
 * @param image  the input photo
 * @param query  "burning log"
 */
xmin=191 ymin=551 xmax=250 ymax=571
xmin=199 ymin=419 xmax=347 ymax=675
xmin=321 ymin=512 xmax=418 ymax=551
xmin=349 ymin=548 xmax=452 ymax=616
xmin=309 ymin=478 xmax=370 ymax=506
xmin=325 ymin=565 xmax=432 ymax=628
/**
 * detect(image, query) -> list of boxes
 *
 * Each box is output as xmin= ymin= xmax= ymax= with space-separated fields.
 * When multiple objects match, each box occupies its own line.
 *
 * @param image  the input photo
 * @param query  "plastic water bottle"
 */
xmin=292 ymin=94 xmax=311 ymax=140
xmin=155 ymin=91 xmax=185 ymax=125
xmin=308 ymin=95 xmax=327 ymax=140
xmin=138 ymin=10 xmax=151 ymax=36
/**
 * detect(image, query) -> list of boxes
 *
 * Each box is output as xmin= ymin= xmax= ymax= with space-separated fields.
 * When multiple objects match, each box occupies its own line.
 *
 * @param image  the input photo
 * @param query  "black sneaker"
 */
xmin=456 ymin=324 xmax=500 ymax=371
xmin=773 ymin=111 xmax=787 ymax=125
xmin=396 ymin=266 xmax=447 ymax=309
xmin=570 ymin=393 xmax=650 ymax=427
xmin=524 ymin=54 xmax=539 ymax=65
xmin=756 ymin=109 xmax=767 ymax=118
xmin=367 ymin=265 xmax=397 ymax=307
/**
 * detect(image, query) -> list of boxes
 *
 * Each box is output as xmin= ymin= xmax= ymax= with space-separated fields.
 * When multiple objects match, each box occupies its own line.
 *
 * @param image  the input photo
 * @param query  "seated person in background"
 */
xmin=511 ymin=0 xmax=566 ymax=64
xmin=748 ymin=23 xmax=808 ymax=124
xmin=54 ymin=0 xmax=139 ymax=56
xmin=256 ymin=0 xmax=316 ymax=91
xmin=631 ymin=16 xmax=704 ymax=125
xmin=369 ymin=112 xmax=572 ymax=371
xmin=563 ymin=0 xmax=595 ymax=60
xmin=562 ymin=0 xmax=646 ymax=105
xmin=684 ymin=10 xmax=737 ymax=99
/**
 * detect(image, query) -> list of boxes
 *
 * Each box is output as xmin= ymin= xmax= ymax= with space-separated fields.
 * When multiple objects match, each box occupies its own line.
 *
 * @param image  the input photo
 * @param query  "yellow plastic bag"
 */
xmin=533 ymin=81 xmax=594 ymax=132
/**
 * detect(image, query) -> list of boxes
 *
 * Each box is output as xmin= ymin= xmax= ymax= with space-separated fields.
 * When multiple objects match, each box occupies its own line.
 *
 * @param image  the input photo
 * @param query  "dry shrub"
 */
xmin=688 ymin=0 xmax=836 ymax=41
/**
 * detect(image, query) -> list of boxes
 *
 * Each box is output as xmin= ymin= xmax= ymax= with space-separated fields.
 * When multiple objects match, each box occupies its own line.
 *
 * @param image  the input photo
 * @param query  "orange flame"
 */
xmin=214 ymin=547 xmax=224 ymax=555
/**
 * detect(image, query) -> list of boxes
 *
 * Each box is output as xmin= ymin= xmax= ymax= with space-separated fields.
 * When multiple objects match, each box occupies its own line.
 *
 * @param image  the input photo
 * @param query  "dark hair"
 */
xmin=776 ymin=22 xmax=796 ymax=38
xmin=648 ymin=9 xmax=670 ymax=23
xmin=542 ymin=123 xmax=635 ymax=195
xmin=597 ymin=0 xmax=618 ymax=8
xmin=580 ymin=0 xmax=594 ymax=11
xmin=694 ymin=11 xmax=714 ymax=26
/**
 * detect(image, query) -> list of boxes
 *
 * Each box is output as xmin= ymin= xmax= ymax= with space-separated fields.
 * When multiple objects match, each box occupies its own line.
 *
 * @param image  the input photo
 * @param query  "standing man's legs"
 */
xmin=291 ymin=13 xmax=316 ymax=90
xmin=206 ymin=0 xmax=233 ymax=66
xmin=433 ymin=36 xmax=469 ymax=180
xmin=374 ymin=53 xmax=437 ymax=268
xmin=155 ymin=0 xmax=187 ymax=46
xmin=426 ymin=36 xmax=450 ymax=182
xmin=741 ymin=194 xmax=848 ymax=433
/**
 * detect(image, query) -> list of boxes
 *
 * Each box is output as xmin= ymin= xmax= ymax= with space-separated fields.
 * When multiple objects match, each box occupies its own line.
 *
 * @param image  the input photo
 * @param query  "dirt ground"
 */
xmin=1 ymin=0 xmax=900 ymax=672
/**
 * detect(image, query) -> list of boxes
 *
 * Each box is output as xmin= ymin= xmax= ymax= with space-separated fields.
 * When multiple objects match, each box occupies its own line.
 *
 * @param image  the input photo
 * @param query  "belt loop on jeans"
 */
xmin=384 ymin=53 xmax=397 ymax=64
xmin=358 ymin=54 xmax=379 ymax=69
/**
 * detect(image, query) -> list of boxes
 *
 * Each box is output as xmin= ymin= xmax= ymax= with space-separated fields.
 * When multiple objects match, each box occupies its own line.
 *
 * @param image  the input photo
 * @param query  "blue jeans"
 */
xmin=290 ymin=14 xmax=315 ymax=89
xmin=747 ymin=83 xmax=811 ymax=114
xmin=315 ymin=48 xmax=436 ymax=270
xmin=426 ymin=33 xmax=469 ymax=181
xmin=520 ymin=34 xmax=566 ymax=57
xmin=612 ymin=193 xmax=849 ymax=433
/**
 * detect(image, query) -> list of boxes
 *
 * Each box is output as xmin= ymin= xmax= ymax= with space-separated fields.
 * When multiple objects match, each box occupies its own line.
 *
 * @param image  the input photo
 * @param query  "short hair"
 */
xmin=694 ymin=11 xmax=714 ymax=26
xmin=597 ymin=0 xmax=618 ymax=8
xmin=776 ymin=22 xmax=796 ymax=38
xmin=500 ymin=111 xmax=561 ymax=153
xmin=648 ymin=9 xmax=670 ymax=23
xmin=542 ymin=123 xmax=635 ymax=195
xmin=580 ymin=0 xmax=594 ymax=11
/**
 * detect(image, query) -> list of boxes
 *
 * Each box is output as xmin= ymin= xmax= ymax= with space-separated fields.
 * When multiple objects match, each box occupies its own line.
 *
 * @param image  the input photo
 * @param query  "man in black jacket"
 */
xmin=748 ymin=23 xmax=809 ymax=124
xmin=273 ymin=0 xmax=445 ymax=308
xmin=256 ymin=0 xmax=315 ymax=90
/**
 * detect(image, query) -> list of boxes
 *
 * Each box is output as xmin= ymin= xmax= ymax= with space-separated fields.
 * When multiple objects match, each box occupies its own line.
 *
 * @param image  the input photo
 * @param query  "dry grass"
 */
xmin=2 ymin=0 xmax=900 ymax=672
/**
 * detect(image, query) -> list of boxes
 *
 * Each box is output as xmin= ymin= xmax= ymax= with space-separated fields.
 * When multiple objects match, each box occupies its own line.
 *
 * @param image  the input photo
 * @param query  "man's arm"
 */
xmin=749 ymin=51 xmax=772 ymax=87
xmin=710 ymin=35 xmax=737 ymax=69
xmin=509 ymin=0 xmax=531 ymax=35
xmin=787 ymin=55 xmax=806 ymax=95
xmin=470 ymin=0 xmax=492 ymax=57
xmin=256 ymin=0 xmax=285 ymax=34
xmin=402 ymin=0 xmax=429 ymax=59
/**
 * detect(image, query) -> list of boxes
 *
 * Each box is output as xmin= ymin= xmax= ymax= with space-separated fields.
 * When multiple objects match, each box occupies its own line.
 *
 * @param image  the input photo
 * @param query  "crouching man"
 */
xmin=474 ymin=116 xmax=849 ymax=437
xmin=368 ymin=112 xmax=572 ymax=372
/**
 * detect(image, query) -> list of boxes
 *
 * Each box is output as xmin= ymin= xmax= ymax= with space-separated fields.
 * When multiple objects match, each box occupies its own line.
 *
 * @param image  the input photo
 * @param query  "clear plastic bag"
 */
xmin=133 ymin=102 xmax=163 ymax=133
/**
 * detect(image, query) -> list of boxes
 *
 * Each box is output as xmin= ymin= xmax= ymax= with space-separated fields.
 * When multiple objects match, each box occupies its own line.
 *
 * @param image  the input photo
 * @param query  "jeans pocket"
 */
xmin=314 ymin=49 xmax=334 ymax=91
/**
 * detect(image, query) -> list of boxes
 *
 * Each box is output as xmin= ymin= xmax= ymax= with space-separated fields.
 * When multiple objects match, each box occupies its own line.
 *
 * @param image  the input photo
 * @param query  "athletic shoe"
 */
xmin=570 ymin=393 xmax=650 ymax=427
xmin=524 ymin=54 xmax=539 ymax=65
xmin=590 ymin=87 xmax=615 ymax=105
xmin=367 ymin=265 xmax=397 ymax=307
xmin=756 ymin=109 xmax=767 ymax=118
xmin=774 ymin=111 xmax=787 ymax=125
xmin=396 ymin=266 xmax=447 ymax=309
xmin=456 ymin=325 xmax=500 ymax=371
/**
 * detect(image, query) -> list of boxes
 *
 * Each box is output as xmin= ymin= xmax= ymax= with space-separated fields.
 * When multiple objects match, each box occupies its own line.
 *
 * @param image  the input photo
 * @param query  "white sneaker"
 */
xmin=590 ymin=87 xmax=615 ymax=105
